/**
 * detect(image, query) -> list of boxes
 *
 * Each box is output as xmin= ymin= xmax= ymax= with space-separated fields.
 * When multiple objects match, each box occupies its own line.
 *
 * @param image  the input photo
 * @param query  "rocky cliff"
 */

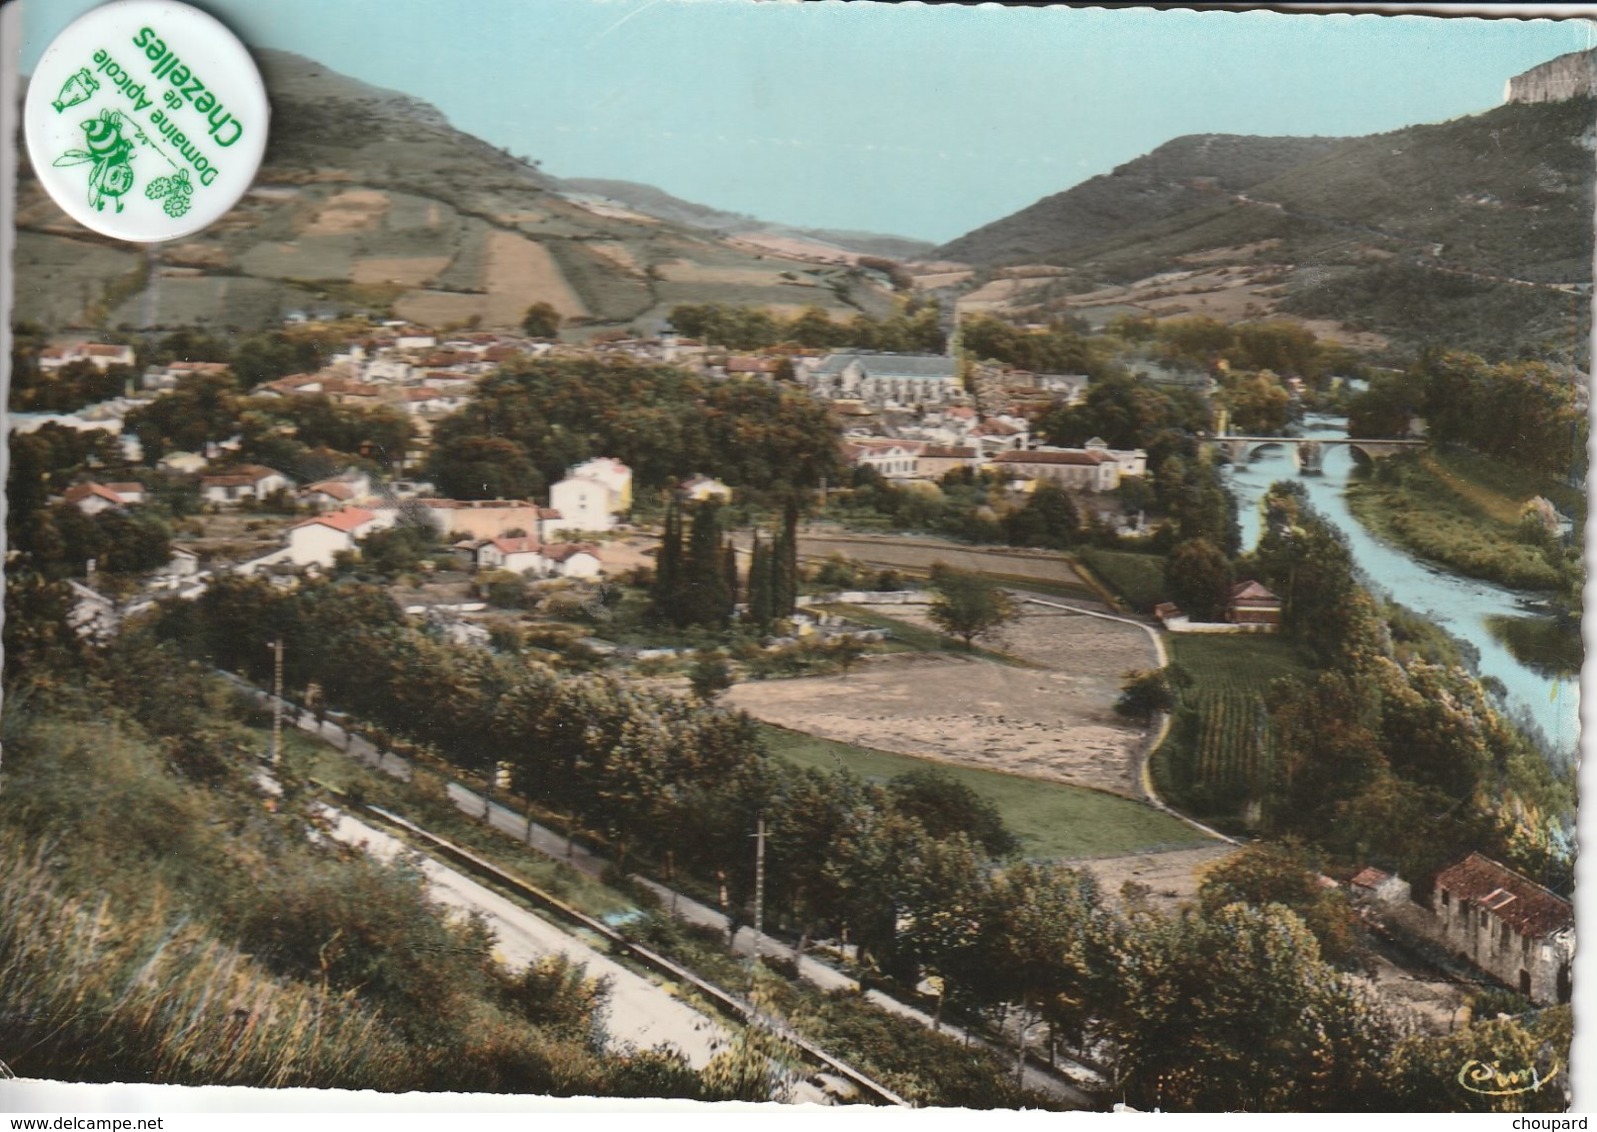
xmin=1504 ymin=48 xmax=1597 ymax=104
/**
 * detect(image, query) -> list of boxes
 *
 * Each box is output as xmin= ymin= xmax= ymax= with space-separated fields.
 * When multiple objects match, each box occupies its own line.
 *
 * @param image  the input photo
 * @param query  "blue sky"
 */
xmin=22 ymin=1 xmax=1596 ymax=243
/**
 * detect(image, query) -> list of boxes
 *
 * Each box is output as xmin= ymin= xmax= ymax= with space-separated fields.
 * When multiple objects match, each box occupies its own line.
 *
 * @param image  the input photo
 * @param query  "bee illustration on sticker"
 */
xmin=146 ymin=168 xmax=194 ymax=218
xmin=52 ymin=67 xmax=100 ymax=113
xmin=53 ymin=108 xmax=136 ymax=213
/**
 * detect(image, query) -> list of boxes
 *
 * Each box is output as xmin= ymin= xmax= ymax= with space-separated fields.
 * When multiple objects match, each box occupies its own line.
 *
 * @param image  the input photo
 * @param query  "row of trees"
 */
xmin=666 ymin=299 xmax=945 ymax=354
xmin=1109 ymin=314 xmax=1360 ymax=385
xmin=1242 ymin=483 xmax=1571 ymax=891
xmin=426 ymin=357 xmax=842 ymax=500
xmin=123 ymin=369 xmax=414 ymax=473
xmin=1348 ymin=349 xmax=1585 ymax=477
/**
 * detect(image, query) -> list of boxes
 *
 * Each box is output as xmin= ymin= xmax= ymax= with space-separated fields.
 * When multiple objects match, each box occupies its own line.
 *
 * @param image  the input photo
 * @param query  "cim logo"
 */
xmin=1457 ymin=1058 xmax=1560 ymax=1097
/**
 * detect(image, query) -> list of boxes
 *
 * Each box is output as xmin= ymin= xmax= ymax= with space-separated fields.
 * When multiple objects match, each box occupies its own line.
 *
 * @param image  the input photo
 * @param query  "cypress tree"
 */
xmin=653 ymin=499 xmax=683 ymax=625
xmin=774 ymin=498 xmax=800 ymax=618
xmin=683 ymin=501 xmax=731 ymax=628
xmin=722 ymin=538 xmax=740 ymax=609
xmin=748 ymin=532 xmax=774 ymax=631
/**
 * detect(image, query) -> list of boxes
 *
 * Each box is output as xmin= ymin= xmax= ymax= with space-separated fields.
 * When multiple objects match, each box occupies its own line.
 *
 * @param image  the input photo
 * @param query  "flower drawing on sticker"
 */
xmin=53 ymin=108 xmax=137 ymax=213
xmin=52 ymin=68 xmax=100 ymax=113
xmin=146 ymin=167 xmax=194 ymax=217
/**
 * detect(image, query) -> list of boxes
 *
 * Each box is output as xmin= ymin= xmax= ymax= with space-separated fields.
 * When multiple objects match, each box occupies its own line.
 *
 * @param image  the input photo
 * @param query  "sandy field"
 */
xmin=655 ymin=259 xmax=794 ymax=286
xmin=725 ymin=599 xmax=1158 ymax=796
xmin=353 ymin=255 xmax=452 ymax=286
xmin=957 ymin=275 xmax=1055 ymax=310
xmin=301 ymin=189 xmax=390 ymax=235
xmin=395 ymin=232 xmax=588 ymax=329
xmin=589 ymin=241 xmax=645 ymax=275
xmin=910 ymin=270 xmax=975 ymax=290
xmin=483 ymin=231 xmax=587 ymax=323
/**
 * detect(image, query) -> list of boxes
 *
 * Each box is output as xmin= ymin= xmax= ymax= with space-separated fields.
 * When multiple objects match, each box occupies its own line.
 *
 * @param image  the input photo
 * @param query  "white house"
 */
xmin=1084 ymin=437 xmax=1147 ymax=479
xmin=142 ymin=360 xmax=229 ymax=391
xmin=1036 ymin=373 xmax=1090 ymax=405
xmin=566 ymin=457 xmax=633 ymax=511
xmin=543 ymin=543 xmax=603 ymax=579
xmin=158 ymin=451 xmax=209 ymax=474
xmin=842 ymin=438 xmax=925 ymax=480
xmin=475 ymin=536 xmax=545 ymax=575
xmin=287 ymin=507 xmax=378 ymax=568
xmin=200 ymin=465 xmax=291 ymax=505
xmin=549 ymin=476 xmax=620 ymax=534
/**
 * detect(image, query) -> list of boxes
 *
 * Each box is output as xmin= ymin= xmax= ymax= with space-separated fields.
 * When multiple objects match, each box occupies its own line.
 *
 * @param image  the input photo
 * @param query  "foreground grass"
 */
xmin=1345 ymin=455 xmax=1565 ymax=590
xmin=284 ymin=724 xmax=1069 ymax=1108
xmin=0 ymin=832 xmax=416 ymax=1089
xmin=759 ymin=725 xmax=1211 ymax=859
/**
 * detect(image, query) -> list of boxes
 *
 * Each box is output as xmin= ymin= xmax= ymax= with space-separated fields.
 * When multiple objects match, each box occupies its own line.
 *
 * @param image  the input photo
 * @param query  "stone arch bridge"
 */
xmin=1207 ymin=435 xmax=1426 ymax=473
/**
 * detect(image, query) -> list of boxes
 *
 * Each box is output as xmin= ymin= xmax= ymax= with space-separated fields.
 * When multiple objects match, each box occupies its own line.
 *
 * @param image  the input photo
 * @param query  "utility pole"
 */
xmin=269 ymin=636 xmax=284 ymax=766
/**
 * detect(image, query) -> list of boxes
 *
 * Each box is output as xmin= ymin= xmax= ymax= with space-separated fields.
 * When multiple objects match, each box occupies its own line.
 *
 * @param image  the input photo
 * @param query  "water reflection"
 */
xmin=1223 ymin=415 xmax=1580 ymax=763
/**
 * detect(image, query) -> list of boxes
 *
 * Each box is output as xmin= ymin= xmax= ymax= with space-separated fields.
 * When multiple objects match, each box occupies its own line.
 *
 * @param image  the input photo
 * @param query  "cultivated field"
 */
xmin=796 ymin=532 xmax=1094 ymax=593
xmin=725 ymin=599 xmax=1158 ymax=797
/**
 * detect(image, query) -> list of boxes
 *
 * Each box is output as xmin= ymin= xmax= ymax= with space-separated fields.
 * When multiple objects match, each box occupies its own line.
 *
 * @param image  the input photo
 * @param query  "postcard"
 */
xmin=1 ymin=0 xmax=1589 ymax=1119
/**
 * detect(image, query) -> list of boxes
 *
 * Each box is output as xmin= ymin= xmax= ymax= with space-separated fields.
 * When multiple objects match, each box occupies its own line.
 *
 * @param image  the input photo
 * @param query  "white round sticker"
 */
xmin=24 ymin=0 xmax=269 ymax=243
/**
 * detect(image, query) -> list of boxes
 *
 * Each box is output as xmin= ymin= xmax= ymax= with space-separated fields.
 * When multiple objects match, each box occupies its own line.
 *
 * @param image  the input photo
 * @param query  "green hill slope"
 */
xmin=13 ymin=51 xmax=894 ymax=333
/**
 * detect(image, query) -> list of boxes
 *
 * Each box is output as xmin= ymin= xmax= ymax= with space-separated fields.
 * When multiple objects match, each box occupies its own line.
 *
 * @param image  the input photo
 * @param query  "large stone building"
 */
xmin=991 ymin=448 xmax=1121 ymax=493
xmin=801 ymin=352 xmax=960 ymax=408
xmin=1429 ymin=853 xmax=1573 ymax=1005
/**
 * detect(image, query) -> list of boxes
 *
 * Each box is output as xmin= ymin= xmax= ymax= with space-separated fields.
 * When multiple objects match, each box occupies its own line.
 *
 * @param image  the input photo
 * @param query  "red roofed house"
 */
xmin=103 ymin=482 xmax=146 ymax=505
xmin=1224 ymin=580 xmax=1282 ymax=628
xmin=63 ymin=482 xmax=130 ymax=515
xmin=542 ymin=542 xmax=602 ymax=579
xmin=1431 ymin=852 xmax=1573 ymax=1004
xmin=39 ymin=342 xmax=135 ymax=372
xmin=288 ymin=507 xmax=378 ymax=568
xmin=301 ymin=480 xmax=358 ymax=510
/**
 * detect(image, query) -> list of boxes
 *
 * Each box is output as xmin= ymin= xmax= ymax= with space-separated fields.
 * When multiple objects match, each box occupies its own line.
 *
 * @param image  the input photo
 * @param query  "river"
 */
xmin=1221 ymin=414 xmax=1580 ymax=764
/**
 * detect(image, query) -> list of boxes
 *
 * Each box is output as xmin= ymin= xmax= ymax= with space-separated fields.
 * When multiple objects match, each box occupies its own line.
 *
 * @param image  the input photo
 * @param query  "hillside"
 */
xmin=561 ymin=178 xmax=935 ymax=261
xmin=13 ymin=51 xmax=895 ymax=333
xmin=936 ymin=95 xmax=1595 ymax=363
xmin=935 ymin=134 xmax=1346 ymax=266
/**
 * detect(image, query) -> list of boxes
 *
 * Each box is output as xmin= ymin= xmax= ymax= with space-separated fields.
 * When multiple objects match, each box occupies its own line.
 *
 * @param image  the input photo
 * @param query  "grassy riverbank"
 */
xmin=1344 ymin=452 xmax=1566 ymax=591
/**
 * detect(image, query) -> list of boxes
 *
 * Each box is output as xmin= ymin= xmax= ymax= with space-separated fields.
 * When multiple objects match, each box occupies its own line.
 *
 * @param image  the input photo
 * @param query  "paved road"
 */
xmin=246 ymin=682 xmax=1097 ymax=1106
xmin=320 ymin=806 xmax=732 ymax=1069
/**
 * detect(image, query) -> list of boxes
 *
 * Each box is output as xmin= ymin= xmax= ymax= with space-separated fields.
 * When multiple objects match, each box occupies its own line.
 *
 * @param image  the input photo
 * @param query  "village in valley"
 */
xmin=3 ymin=6 xmax=1587 ymax=1116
